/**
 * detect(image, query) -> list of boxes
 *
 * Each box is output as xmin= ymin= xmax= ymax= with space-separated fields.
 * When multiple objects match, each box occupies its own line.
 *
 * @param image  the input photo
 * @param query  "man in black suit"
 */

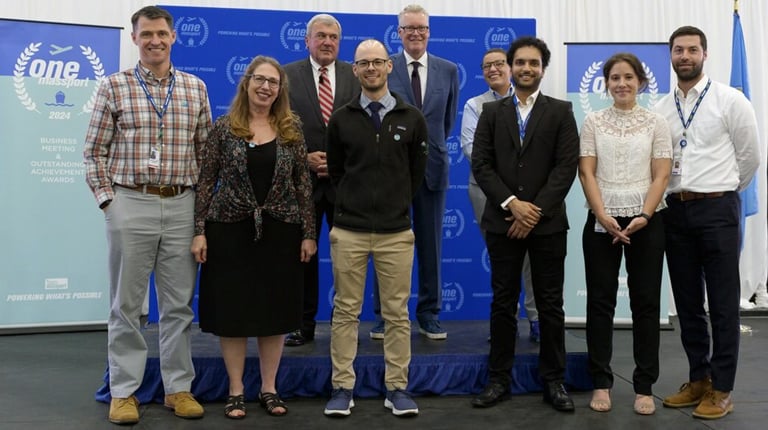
xmin=284 ymin=14 xmax=360 ymax=346
xmin=470 ymin=37 xmax=579 ymax=411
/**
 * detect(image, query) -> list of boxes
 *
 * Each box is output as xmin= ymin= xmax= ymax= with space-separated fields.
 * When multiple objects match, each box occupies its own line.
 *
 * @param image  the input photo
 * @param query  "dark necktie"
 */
xmin=411 ymin=62 xmax=422 ymax=110
xmin=368 ymin=101 xmax=383 ymax=131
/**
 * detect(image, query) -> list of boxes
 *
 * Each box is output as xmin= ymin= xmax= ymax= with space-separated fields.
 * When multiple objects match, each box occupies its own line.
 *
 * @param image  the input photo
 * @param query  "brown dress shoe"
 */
xmin=692 ymin=390 xmax=733 ymax=419
xmin=164 ymin=392 xmax=205 ymax=419
xmin=662 ymin=378 xmax=712 ymax=408
xmin=109 ymin=395 xmax=139 ymax=424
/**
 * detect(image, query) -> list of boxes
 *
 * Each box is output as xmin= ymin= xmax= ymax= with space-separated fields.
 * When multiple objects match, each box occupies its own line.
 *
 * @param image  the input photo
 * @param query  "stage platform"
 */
xmin=95 ymin=320 xmax=591 ymax=404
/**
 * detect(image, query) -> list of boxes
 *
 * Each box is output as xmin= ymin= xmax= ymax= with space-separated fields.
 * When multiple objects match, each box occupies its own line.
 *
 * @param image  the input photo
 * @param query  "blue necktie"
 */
xmin=368 ymin=101 xmax=383 ymax=131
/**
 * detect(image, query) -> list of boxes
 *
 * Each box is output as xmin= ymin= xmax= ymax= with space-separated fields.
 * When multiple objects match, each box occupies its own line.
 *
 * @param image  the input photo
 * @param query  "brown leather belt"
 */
xmin=669 ymin=191 xmax=725 ymax=201
xmin=116 ymin=184 xmax=189 ymax=197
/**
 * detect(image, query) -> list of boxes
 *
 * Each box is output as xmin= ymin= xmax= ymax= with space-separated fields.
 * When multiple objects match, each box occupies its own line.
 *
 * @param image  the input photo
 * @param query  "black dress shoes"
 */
xmin=284 ymin=329 xmax=313 ymax=347
xmin=543 ymin=382 xmax=575 ymax=412
xmin=471 ymin=382 xmax=509 ymax=408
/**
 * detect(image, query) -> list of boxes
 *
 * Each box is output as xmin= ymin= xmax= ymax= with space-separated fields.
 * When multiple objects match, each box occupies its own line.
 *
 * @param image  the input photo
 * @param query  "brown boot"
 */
xmin=164 ymin=391 xmax=205 ymax=419
xmin=108 ymin=395 xmax=139 ymax=424
xmin=692 ymin=390 xmax=733 ymax=419
xmin=662 ymin=378 xmax=712 ymax=408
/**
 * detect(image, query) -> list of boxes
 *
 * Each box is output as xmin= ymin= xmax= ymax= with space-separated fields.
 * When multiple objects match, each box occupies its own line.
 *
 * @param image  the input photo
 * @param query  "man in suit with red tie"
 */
xmin=470 ymin=37 xmax=579 ymax=411
xmin=284 ymin=14 xmax=360 ymax=346
xmin=371 ymin=4 xmax=459 ymax=341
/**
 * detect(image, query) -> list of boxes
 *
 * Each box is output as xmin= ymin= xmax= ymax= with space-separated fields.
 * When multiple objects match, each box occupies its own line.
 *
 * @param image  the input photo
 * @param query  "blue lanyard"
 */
xmin=673 ymin=79 xmax=711 ymax=148
xmin=512 ymin=94 xmax=531 ymax=141
xmin=134 ymin=65 xmax=176 ymax=140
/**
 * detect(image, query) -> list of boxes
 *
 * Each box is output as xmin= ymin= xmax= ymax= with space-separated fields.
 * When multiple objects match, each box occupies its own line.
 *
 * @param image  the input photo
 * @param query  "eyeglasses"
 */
xmin=399 ymin=25 xmax=429 ymax=34
xmin=482 ymin=60 xmax=508 ymax=71
xmin=354 ymin=58 xmax=389 ymax=69
xmin=246 ymin=74 xmax=280 ymax=89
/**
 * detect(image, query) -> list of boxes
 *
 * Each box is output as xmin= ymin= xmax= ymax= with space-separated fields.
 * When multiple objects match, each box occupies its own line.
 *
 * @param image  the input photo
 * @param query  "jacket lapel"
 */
xmin=299 ymin=59 xmax=323 ymax=124
xmin=519 ymin=95 xmax=548 ymax=155
xmin=501 ymin=98 xmax=522 ymax=151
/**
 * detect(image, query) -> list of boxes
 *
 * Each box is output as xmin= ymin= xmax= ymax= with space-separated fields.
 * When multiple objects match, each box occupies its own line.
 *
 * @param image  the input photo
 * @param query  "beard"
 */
xmin=672 ymin=61 xmax=704 ymax=83
xmin=511 ymin=74 xmax=542 ymax=92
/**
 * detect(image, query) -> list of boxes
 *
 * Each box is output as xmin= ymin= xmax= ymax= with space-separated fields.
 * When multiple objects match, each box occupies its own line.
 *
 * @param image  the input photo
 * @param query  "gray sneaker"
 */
xmin=418 ymin=320 xmax=447 ymax=340
xmin=324 ymin=388 xmax=354 ymax=416
xmin=384 ymin=389 xmax=419 ymax=416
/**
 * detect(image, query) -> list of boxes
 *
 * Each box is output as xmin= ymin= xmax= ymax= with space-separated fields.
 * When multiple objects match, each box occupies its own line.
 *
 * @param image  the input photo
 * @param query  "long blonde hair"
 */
xmin=228 ymin=56 xmax=303 ymax=144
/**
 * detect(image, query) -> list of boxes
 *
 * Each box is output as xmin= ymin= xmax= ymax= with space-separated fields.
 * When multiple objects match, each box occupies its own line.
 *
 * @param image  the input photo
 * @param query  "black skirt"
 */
xmin=198 ymin=214 xmax=304 ymax=337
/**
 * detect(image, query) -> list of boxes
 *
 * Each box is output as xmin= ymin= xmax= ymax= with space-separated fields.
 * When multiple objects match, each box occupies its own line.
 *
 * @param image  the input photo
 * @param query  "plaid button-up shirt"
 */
xmin=84 ymin=63 xmax=212 ymax=206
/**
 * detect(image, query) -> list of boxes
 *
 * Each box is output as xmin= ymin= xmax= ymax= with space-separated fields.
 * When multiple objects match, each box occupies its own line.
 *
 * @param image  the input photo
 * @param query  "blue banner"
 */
xmin=565 ymin=42 xmax=671 ymax=325
xmin=160 ymin=5 xmax=535 ymax=322
xmin=731 ymin=11 xmax=758 ymax=221
xmin=0 ymin=19 xmax=119 ymax=331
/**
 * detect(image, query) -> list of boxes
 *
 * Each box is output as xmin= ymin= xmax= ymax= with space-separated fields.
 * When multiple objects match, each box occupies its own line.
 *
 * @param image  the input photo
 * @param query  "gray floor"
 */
xmin=1 ymin=317 xmax=766 ymax=430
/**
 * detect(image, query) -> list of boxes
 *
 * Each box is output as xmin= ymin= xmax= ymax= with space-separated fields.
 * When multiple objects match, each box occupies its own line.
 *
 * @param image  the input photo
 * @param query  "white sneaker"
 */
xmin=739 ymin=298 xmax=756 ymax=311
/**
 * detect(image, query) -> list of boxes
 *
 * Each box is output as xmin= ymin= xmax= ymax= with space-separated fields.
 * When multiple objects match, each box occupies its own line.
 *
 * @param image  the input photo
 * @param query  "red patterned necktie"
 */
xmin=318 ymin=67 xmax=334 ymax=125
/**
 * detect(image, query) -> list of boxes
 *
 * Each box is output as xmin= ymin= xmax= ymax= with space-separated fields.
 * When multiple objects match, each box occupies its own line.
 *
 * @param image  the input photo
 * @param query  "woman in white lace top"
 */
xmin=578 ymin=52 xmax=672 ymax=416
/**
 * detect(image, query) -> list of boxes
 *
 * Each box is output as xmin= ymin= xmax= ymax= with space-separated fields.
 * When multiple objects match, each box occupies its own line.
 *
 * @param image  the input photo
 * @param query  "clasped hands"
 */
xmin=596 ymin=214 xmax=649 ymax=245
xmin=504 ymin=199 xmax=542 ymax=239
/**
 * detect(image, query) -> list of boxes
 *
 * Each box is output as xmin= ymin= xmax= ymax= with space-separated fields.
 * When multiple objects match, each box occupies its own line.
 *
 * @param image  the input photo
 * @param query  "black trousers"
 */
xmin=583 ymin=212 xmax=664 ymax=395
xmin=663 ymin=192 xmax=741 ymax=392
xmin=485 ymin=231 xmax=567 ymax=387
xmin=301 ymin=194 xmax=334 ymax=335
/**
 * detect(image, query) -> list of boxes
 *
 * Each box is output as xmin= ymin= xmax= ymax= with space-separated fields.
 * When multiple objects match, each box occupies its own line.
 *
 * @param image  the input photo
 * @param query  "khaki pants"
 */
xmin=329 ymin=227 xmax=414 ymax=391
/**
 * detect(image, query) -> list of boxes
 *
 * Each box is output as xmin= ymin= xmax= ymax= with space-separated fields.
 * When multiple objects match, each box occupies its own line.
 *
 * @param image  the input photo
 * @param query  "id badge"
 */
xmin=148 ymin=146 xmax=160 ymax=169
xmin=671 ymin=148 xmax=682 ymax=176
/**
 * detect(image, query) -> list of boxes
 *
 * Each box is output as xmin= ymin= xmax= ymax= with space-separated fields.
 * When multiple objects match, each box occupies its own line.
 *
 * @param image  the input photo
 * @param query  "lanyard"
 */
xmin=673 ymin=79 xmax=711 ymax=148
xmin=512 ymin=94 xmax=531 ymax=141
xmin=134 ymin=65 xmax=176 ymax=140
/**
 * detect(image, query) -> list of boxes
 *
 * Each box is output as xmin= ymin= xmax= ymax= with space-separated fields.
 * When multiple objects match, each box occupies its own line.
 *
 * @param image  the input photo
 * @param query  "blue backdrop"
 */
xmin=151 ymin=5 xmax=535 ymax=322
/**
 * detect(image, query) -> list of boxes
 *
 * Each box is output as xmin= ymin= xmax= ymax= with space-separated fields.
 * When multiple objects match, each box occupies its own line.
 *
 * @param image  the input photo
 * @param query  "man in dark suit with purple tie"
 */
xmin=284 ymin=14 xmax=360 ymax=346
xmin=371 ymin=4 xmax=459 ymax=341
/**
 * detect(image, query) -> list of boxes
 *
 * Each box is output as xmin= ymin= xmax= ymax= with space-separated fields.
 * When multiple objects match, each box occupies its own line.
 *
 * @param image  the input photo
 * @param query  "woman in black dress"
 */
xmin=191 ymin=56 xmax=316 ymax=419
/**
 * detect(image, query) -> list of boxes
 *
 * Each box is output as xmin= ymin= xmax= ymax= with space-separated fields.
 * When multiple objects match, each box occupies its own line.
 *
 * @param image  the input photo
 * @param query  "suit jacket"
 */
xmin=471 ymin=94 xmax=579 ymax=236
xmin=285 ymin=58 xmax=359 ymax=203
xmin=388 ymin=52 xmax=459 ymax=191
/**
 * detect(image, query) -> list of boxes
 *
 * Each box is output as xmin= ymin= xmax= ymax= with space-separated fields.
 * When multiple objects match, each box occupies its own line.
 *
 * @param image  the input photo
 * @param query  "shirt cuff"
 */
xmin=500 ymin=195 xmax=517 ymax=210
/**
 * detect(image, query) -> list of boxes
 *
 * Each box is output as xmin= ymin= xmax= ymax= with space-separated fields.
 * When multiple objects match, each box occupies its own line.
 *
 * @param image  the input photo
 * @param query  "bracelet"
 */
xmin=639 ymin=212 xmax=652 ymax=221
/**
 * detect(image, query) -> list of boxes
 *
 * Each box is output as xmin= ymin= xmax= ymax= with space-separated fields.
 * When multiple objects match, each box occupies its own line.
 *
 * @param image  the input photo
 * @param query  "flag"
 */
xmin=731 ymin=9 xmax=758 ymax=225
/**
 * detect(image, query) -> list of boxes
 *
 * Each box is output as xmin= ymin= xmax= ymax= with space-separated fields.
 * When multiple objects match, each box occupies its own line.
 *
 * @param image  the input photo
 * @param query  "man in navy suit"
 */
xmin=370 ymin=4 xmax=459 ymax=340
xmin=284 ymin=14 xmax=360 ymax=346
xmin=470 ymin=37 xmax=579 ymax=411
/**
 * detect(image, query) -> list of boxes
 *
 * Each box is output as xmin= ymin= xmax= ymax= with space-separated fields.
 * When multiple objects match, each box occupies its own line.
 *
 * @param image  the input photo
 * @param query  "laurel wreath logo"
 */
xmin=13 ymin=42 xmax=105 ymax=115
xmin=579 ymin=61 xmax=659 ymax=112
xmin=80 ymin=45 xmax=106 ymax=114
xmin=579 ymin=61 xmax=602 ymax=114
xmin=13 ymin=42 xmax=42 ymax=113
xmin=643 ymin=62 xmax=659 ymax=108
xmin=174 ymin=17 xmax=209 ymax=47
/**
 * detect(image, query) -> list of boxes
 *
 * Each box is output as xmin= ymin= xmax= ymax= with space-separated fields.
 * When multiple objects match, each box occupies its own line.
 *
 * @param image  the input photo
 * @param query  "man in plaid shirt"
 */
xmin=83 ymin=5 xmax=212 ymax=425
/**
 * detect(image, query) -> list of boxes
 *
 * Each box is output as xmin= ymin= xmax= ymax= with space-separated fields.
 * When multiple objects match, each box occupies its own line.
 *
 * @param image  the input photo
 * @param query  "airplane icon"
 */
xmin=50 ymin=44 xmax=73 ymax=55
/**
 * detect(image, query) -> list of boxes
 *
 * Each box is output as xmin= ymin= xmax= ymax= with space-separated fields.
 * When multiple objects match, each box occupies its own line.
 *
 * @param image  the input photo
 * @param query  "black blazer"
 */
xmin=285 ymin=58 xmax=360 ymax=202
xmin=471 ymin=94 xmax=579 ymax=236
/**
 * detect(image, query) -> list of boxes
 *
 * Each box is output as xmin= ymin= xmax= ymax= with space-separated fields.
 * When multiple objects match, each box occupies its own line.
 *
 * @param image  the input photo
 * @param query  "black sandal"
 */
xmin=259 ymin=392 xmax=288 ymax=416
xmin=224 ymin=394 xmax=246 ymax=419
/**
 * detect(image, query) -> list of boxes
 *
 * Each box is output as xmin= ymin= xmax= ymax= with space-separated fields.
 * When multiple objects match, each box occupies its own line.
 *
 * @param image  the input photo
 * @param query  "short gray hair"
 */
xmin=398 ymin=4 xmax=429 ymax=26
xmin=306 ymin=13 xmax=342 ymax=37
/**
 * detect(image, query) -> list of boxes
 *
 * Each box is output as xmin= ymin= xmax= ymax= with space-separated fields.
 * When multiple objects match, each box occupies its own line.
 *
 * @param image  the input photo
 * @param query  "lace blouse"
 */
xmin=580 ymin=105 xmax=673 ymax=217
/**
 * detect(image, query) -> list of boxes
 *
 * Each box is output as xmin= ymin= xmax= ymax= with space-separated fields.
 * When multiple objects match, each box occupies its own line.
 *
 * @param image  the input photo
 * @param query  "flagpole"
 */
xmin=734 ymin=0 xmax=739 ymax=13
